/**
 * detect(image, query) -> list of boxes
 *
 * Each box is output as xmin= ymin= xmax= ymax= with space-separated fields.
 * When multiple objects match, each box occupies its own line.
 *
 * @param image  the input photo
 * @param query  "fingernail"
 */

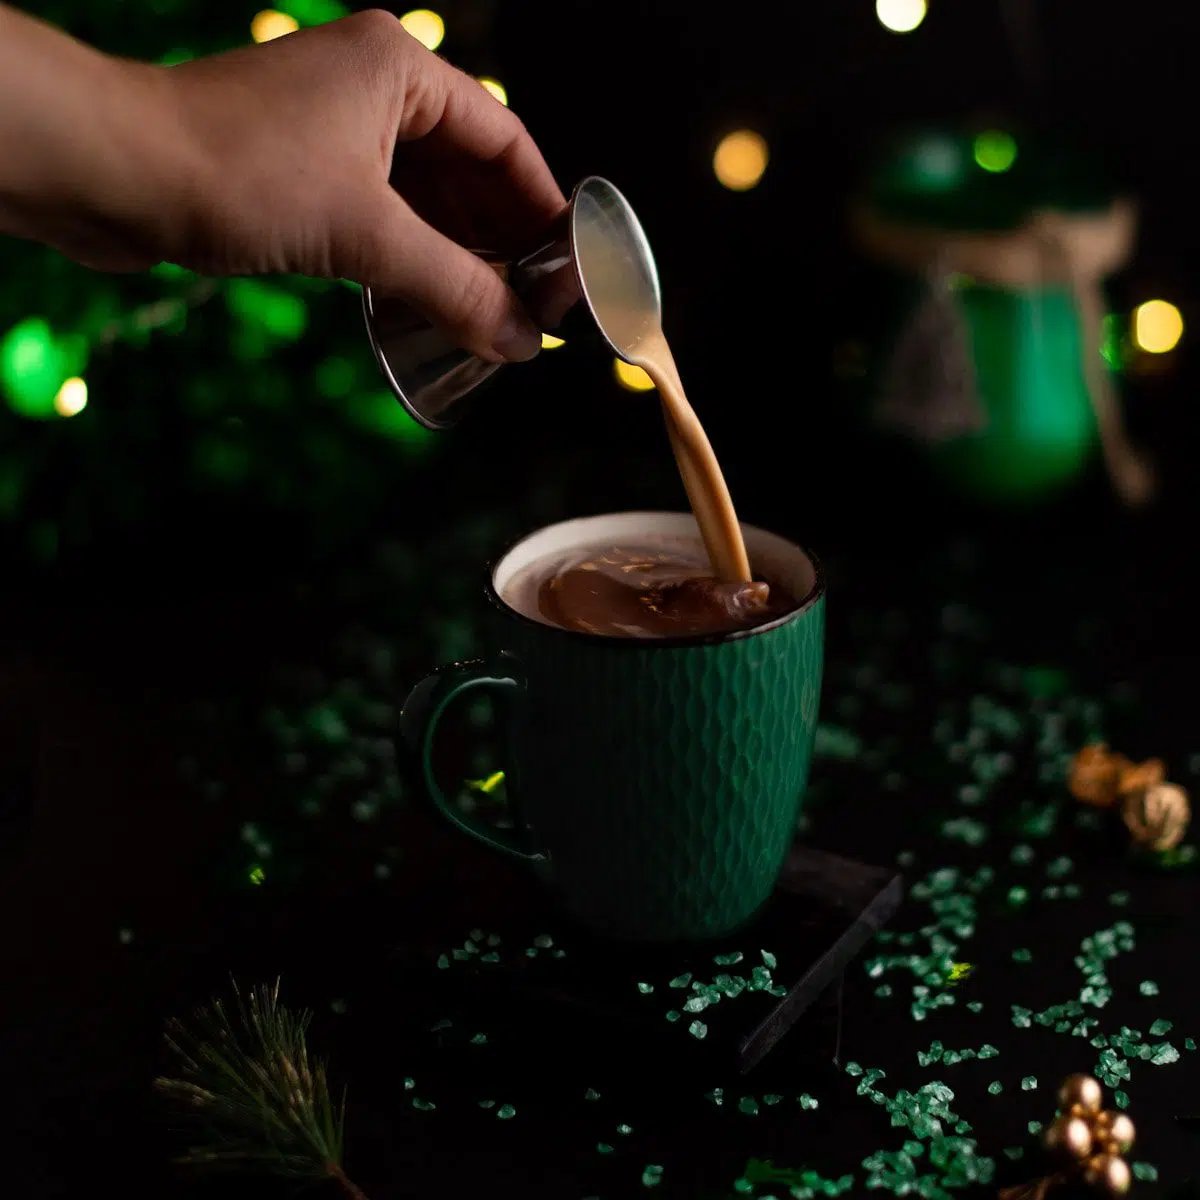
xmin=492 ymin=313 xmax=541 ymax=363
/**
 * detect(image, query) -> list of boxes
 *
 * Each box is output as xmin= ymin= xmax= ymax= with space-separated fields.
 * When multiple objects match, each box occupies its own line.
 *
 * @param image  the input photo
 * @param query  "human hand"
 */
xmin=1 ymin=7 xmax=565 ymax=362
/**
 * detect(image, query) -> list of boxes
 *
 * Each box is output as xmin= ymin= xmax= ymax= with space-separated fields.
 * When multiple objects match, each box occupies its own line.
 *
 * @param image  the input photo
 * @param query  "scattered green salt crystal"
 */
xmin=669 ymin=973 xmax=693 ymax=988
xmin=430 ymin=1018 xmax=453 ymax=1031
xmin=412 ymin=1097 xmax=435 ymax=1111
xmin=496 ymin=1103 xmax=516 ymax=1119
xmin=705 ymin=1088 xmax=724 ymax=1106
xmin=799 ymin=1093 xmax=819 ymax=1110
xmin=637 ymin=981 xmax=654 ymax=994
xmin=978 ymin=1044 xmax=999 ymax=1059
xmin=875 ymin=984 xmax=893 ymax=998
xmin=1027 ymin=1120 xmax=1043 ymax=1135
xmin=761 ymin=949 xmax=778 ymax=969
xmin=1003 ymin=1147 xmax=1024 ymax=1161
xmin=1012 ymin=948 xmax=1033 ymax=964
xmin=763 ymin=1093 xmax=783 ymax=1105
xmin=713 ymin=952 xmax=743 ymax=966
xmin=532 ymin=933 xmax=554 ymax=949
xmin=1115 ymin=1090 xmax=1130 ymax=1108
xmin=551 ymin=948 xmax=567 ymax=958
xmin=1151 ymin=1042 xmax=1180 ymax=1065
xmin=1091 ymin=1035 xmax=1108 ymax=1048
xmin=1021 ymin=1076 xmax=1037 ymax=1090
xmin=597 ymin=1143 xmax=613 ymax=1154
xmin=617 ymin=1123 xmax=633 ymax=1135
xmin=918 ymin=1042 xmax=944 ymax=1067
xmin=452 ymin=949 xmax=469 ymax=961
xmin=845 ymin=1062 xmax=864 ymax=1076
xmin=1150 ymin=1018 xmax=1173 ymax=1035
xmin=404 ymin=1077 xmax=415 ymax=1090
xmin=478 ymin=1099 xmax=495 ymax=1109
xmin=436 ymin=954 xmax=450 ymax=969
xmin=1109 ymin=891 xmax=1130 ymax=906
xmin=688 ymin=1020 xmax=707 ymax=1039
xmin=1140 ymin=979 xmax=1160 ymax=996
xmin=897 ymin=850 xmax=915 ymax=867
xmin=1011 ymin=844 xmax=1035 ymax=865
xmin=1186 ymin=1038 xmax=1196 ymax=1051
xmin=584 ymin=1087 xmax=601 ymax=1101
xmin=732 ymin=1180 xmax=753 ymax=1195
xmin=1062 ymin=884 xmax=1082 ymax=899
xmin=988 ymin=1081 xmax=1003 ymax=1095
xmin=1132 ymin=1163 xmax=1157 ymax=1182
xmin=486 ymin=933 xmax=502 ymax=947
xmin=469 ymin=1033 xmax=487 ymax=1045
xmin=480 ymin=951 xmax=500 ymax=963
xmin=967 ymin=1001 xmax=983 ymax=1013
xmin=464 ymin=940 xmax=479 ymax=954
xmin=1046 ymin=856 xmax=1073 ymax=878
xmin=524 ymin=947 xmax=537 ymax=957
xmin=641 ymin=1165 xmax=664 ymax=1188
xmin=1011 ymin=1006 xmax=1032 ymax=1028
xmin=665 ymin=1010 xmax=680 ymax=1022
xmin=330 ymin=999 xmax=347 ymax=1015
xmin=1007 ymin=886 xmax=1029 ymax=906
xmin=738 ymin=1096 xmax=759 ymax=1115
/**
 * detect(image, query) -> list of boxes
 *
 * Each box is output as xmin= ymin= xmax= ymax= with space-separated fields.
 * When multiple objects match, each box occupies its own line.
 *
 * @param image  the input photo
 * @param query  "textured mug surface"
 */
xmin=399 ymin=512 xmax=825 ymax=942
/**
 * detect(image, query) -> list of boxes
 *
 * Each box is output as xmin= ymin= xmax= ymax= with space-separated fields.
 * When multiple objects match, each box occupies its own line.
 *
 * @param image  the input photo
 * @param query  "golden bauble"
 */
xmin=1122 ymin=781 xmax=1191 ymax=852
xmin=1058 ymin=1073 xmax=1104 ymax=1114
xmin=1069 ymin=745 xmax=1128 ymax=808
xmin=1044 ymin=1113 xmax=1094 ymax=1160
xmin=1082 ymin=1153 xmax=1132 ymax=1196
xmin=1117 ymin=757 xmax=1166 ymax=797
xmin=1092 ymin=1111 xmax=1136 ymax=1155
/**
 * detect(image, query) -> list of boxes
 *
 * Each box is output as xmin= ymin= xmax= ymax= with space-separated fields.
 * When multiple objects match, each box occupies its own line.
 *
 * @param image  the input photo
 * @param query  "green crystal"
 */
xmin=584 ymin=1087 xmax=601 ymax=1101
xmin=617 ymin=1123 xmax=633 ymax=1135
xmin=967 ymin=1001 xmax=983 ymax=1013
xmin=637 ymin=981 xmax=654 ymax=994
xmin=669 ymin=973 xmax=693 ymax=988
xmin=1012 ymin=948 xmax=1033 ymax=963
xmin=1131 ymin=1163 xmax=1158 ymax=1182
xmin=496 ymin=1103 xmax=516 ymax=1119
xmin=641 ymin=1164 xmax=664 ymax=1188
xmin=1021 ymin=1076 xmax=1037 ymax=1090
xmin=738 ymin=1096 xmax=759 ymax=1115
xmin=412 ymin=1097 xmax=435 ymax=1111
xmin=688 ymin=1020 xmax=708 ymax=1039
xmin=799 ymin=1093 xmax=819 ymax=1110
xmin=988 ymin=1081 xmax=1002 ymax=1095
xmin=1115 ymin=1090 xmax=1130 ymax=1108
xmin=597 ymin=1143 xmax=614 ymax=1154
xmin=1150 ymin=1018 xmax=1173 ymax=1035
xmin=1139 ymin=979 xmax=1160 ymax=996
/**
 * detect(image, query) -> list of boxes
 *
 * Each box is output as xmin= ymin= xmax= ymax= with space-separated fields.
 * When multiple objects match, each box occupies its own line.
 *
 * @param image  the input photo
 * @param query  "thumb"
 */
xmin=359 ymin=190 xmax=542 ymax=364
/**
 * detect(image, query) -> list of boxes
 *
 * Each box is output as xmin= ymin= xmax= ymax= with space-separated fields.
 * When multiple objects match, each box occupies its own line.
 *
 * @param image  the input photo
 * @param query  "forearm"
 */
xmin=0 ymin=4 xmax=197 ymax=264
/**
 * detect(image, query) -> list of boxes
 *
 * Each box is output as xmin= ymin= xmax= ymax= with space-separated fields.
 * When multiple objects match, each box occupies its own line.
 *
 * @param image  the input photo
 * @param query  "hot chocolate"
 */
xmin=506 ymin=543 xmax=795 ymax=638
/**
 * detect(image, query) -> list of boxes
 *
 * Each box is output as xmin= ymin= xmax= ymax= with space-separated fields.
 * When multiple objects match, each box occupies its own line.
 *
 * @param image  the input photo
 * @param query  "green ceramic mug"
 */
xmin=399 ymin=511 xmax=826 ymax=942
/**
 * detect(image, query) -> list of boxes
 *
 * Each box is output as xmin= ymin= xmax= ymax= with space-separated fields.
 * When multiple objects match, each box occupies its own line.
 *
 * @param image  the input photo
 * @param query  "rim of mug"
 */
xmin=484 ymin=511 xmax=826 ymax=650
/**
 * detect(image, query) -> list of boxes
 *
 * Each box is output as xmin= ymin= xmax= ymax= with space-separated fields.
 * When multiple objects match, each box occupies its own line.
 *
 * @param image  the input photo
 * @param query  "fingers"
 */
xmin=360 ymin=187 xmax=542 ymax=363
xmin=395 ymin=23 xmax=567 ymax=245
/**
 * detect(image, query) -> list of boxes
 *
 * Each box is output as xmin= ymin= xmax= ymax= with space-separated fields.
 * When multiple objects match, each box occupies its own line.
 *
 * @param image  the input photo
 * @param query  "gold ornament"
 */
xmin=1116 ymin=757 xmax=1165 ymax=797
xmin=1091 ymin=1110 xmax=1136 ymax=1156
xmin=1122 ymin=781 xmax=1191 ymax=852
xmin=1069 ymin=745 xmax=1129 ymax=808
xmin=1043 ymin=1113 xmax=1094 ymax=1161
xmin=1081 ymin=1152 xmax=1132 ymax=1195
xmin=1058 ymin=1073 xmax=1104 ymax=1114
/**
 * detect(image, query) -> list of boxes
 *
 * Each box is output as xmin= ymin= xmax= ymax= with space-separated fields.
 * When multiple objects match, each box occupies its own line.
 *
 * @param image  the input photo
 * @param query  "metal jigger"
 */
xmin=362 ymin=176 xmax=661 ymax=430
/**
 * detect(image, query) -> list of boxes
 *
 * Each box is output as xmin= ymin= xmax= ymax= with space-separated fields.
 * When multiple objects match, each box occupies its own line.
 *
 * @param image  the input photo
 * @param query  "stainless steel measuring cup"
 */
xmin=362 ymin=176 xmax=661 ymax=430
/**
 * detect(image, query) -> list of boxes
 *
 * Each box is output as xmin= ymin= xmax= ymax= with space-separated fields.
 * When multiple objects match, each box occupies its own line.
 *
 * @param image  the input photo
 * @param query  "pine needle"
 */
xmin=155 ymin=979 xmax=365 ymax=1196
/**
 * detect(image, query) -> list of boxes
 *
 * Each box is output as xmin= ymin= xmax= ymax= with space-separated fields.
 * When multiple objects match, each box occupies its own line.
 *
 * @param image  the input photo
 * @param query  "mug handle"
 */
xmin=398 ymin=658 xmax=547 ymax=863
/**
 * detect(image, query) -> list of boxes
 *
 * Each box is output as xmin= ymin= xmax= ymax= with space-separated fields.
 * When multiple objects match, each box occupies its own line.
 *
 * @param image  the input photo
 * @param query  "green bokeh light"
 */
xmin=226 ymin=280 xmax=308 ymax=342
xmin=0 ymin=317 xmax=86 ymax=420
xmin=973 ymin=131 xmax=1018 ymax=174
xmin=344 ymin=390 xmax=436 ymax=454
xmin=277 ymin=0 xmax=349 ymax=26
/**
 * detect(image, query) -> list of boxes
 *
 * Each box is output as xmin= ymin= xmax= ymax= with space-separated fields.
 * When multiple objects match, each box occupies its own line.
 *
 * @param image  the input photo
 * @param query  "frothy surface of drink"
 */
xmin=533 ymin=546 xmax=793 ymax=638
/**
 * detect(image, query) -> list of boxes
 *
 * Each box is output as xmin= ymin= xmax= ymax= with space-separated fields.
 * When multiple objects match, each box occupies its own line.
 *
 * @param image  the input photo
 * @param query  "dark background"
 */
xmin=3 ymin=1 xmax=1200 ymax=1196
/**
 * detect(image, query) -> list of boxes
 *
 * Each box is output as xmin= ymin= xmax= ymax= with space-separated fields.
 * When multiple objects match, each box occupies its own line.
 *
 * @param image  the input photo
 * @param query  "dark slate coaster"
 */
xmin=390 ymin=843 xmax=902 ymax=1078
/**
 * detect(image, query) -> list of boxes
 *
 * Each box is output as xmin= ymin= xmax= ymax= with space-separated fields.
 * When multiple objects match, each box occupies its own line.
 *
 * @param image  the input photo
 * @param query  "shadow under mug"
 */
xmin=398 ymin=512 xmax=826 ymax=943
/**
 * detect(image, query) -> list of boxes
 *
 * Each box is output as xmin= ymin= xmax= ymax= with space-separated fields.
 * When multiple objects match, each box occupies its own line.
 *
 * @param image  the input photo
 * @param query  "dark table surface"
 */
xmin=3 ymin=471 xmax=1200 ymax=1200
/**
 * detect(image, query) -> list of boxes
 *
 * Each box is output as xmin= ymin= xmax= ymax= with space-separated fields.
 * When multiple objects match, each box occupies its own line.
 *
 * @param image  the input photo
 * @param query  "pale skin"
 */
xmin=0 ymin=4 xmax=566 ymax=362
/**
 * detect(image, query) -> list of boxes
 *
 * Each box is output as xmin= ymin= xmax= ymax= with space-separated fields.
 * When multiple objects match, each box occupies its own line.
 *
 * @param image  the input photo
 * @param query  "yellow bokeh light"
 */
xmin=876 ymin=0 xmax=928 ymax=33
xmin=613 ymin=359 xmax=655 ymax=391
xmin=1133 ymin=300 xmax=1184 ymax=355
xmin=250 ymin=9 xmax=299 ymax=43
xmin=713 ymin=130 xmax=769 ymax=192
xmin=478 ymin=77 xmax=508 ymax=106
xmin=54 ymin=376 xmax=87 ymax=417
xmin=541 ymin=333 xmax=565 ymax=350
xmin=400 ymin=9 xmax=445 ymax=51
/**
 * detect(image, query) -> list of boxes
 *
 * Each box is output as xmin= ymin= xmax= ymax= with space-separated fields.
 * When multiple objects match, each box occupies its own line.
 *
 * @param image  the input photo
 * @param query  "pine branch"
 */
xmin=155 ymin=979 xmax=368 ymax=1198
